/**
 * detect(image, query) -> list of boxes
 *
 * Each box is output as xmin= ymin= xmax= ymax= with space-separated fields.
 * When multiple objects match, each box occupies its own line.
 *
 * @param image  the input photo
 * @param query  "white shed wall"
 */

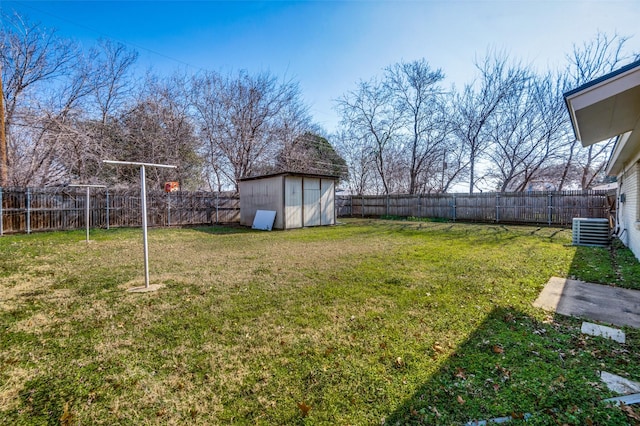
xmin=284 ymin=177 xmax=303 ymax=229
xmin=239 ymin=175 xmax=284 ymax=229
xmin=320 ymin=179 xmax=335 ymax=225
xmin=303 ymin=178 xmax=321 ymax=227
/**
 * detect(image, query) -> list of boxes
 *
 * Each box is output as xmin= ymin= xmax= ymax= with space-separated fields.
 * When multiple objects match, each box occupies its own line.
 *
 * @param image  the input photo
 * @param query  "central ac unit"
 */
xmin=572 ymin=218 xmax=610 ymax=247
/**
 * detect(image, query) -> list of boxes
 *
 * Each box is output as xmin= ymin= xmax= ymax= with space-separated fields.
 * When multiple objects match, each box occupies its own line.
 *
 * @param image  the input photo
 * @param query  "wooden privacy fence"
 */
xmin=0 ymin=187 xmax=240 ymax=235
xmin=0 ymin=187 xmax=613 ymax=234
xmin=336 ymin=190 xmax=613 ymax=226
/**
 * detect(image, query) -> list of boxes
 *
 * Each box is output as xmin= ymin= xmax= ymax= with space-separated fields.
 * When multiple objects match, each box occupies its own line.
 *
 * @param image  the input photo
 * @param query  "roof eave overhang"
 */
xmin=605 ymin=127 xmax=640 ymax=176
xmin=564 ymin=59 xmax=640 ymax=148
xmin=605 ymin=132 xmax=630 ymax=176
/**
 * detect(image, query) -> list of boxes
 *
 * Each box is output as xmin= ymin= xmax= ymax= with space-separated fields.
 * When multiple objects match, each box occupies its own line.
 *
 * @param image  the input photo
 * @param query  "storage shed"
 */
xmin=238 ymin=172 xmax=338 ymax=230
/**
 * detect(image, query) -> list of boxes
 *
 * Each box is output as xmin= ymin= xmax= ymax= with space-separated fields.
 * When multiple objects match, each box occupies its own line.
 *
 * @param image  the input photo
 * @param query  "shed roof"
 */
xmin=238 ymin=171 xmax=340 ymax=182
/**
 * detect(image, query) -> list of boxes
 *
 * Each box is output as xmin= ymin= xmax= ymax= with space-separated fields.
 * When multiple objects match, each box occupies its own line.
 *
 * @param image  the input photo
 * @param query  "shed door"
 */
xmin=303 ymin=178 xmax=321 ymax=226
xmin=284 ymin=177 xmax=303 ymax=229
xmin=320 ymin=179 xmax=335 ymax=225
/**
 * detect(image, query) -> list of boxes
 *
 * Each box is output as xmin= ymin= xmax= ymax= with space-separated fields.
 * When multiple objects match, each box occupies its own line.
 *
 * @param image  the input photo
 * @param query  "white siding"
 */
xmin=284 ymin=177 xmax=303 ymax=229
xmin=618 ymin=161 xmax=640 ymax=259
xmin=239 ymin=176 xmax=284 ymax=228
xmin=320 ymin=179 xmax=335 ymax=225
xmin=303 ymin=178 xmax=321 ymax=227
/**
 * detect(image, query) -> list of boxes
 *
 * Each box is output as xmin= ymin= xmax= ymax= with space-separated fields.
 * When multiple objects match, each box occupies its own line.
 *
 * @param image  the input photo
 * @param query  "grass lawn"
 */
xmin=1 ymin=218 xmax=639 ymax=425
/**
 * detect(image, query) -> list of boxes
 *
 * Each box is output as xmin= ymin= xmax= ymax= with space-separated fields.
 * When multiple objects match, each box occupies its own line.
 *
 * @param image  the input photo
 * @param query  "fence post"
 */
xmin=452 ymin=194 xmax=456 ymax=222
xmin=26 ymin=188 xmax=31 ymax=234
xmin=418 ymin=194 xmax=421 ymax=218
xmin=386 ymin=195 xmax=389 ymax=217
xmin=548 ymin=193 xmax=553 ymax=225
xmin=216 ymin=191 xmax=220 ymax=224
xmin=167 ymin=193 xmax=171 ymax=226
xmin=106 ymin=190 xmax=110 ymax=230
xmin=0 ymin=187 xmax=3 ymax=236
xmin=496 ymin=193 xmax=500 ymax=223
xmin=85 ymin=187 xmax=90 ymax=242
xmin=361 ymin=194 xmax=365 ymax=218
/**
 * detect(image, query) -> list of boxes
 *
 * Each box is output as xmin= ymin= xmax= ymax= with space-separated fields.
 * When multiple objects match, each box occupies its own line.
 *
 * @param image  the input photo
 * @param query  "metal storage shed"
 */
xmin=238 ymin=172 xmax=338 ymax=230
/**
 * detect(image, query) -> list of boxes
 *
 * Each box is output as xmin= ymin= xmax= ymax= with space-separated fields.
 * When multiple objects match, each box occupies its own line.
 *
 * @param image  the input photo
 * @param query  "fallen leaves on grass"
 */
xmin=60 ymin=402 xmax=76 ymax=426
xmin=621 ymin=403 xmax=640 ymax=422
xmin=454 ymin=367 xmax=467 ymax=380
xmin=297 ymin=401 xmax=312 ymax=417
xmin=433 ymin=343 xmax=445 ymax=354
xmin=495 ymin=365 xmax=511 ymax=381
xmin=456 ymin=395 xmax=465 ymax=405
xmin=503 ymin=313 xmax=515 ymax=323
xmin=492 ymin=344 xmax=504 ymax=354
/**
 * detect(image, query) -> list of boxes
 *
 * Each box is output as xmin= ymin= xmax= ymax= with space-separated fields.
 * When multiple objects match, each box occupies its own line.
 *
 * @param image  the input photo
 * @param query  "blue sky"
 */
xmin=2 ymin=1 xmax=639 ymax=132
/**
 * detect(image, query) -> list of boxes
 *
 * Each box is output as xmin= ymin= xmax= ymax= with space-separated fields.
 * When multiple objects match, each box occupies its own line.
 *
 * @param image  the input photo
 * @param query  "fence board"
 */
xmin=0 ymin=187 xmax=240 ymax=235
xmin=336 ymin=190 xmax=610 ymax=226
xmin=0 ymin=187 xmax=611 ymax=234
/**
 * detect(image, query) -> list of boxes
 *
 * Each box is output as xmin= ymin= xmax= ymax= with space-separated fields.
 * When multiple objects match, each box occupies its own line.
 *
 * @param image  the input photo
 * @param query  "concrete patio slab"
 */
xmin=604 ymin=393 xmax=640 ymax=405
xmin=533 ymin=277 xmax=640 ymax=328
xmin=581 ymin=322 xmax=626 ymax=343
xmin=601 ymin=371 xmax=640 ymax=395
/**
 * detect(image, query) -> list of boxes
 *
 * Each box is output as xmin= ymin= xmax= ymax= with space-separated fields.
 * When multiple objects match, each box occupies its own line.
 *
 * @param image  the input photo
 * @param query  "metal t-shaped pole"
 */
xmin=103 ymin=160 xmax=177 ymax=289
xmin=69 ymin=184 xmax=106 ymax=243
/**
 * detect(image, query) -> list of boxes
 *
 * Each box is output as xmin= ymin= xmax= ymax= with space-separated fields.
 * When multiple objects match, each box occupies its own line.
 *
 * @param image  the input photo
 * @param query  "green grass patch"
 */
xmin=570 ymin=237 xmax=640 ymax=289
xmin=0 ymin=219 xmax=638 ymax=424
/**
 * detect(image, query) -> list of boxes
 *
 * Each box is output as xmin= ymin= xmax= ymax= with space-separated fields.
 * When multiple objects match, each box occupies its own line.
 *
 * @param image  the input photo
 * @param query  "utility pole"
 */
xmin=0 ymin=65 xmax=7 ymax=187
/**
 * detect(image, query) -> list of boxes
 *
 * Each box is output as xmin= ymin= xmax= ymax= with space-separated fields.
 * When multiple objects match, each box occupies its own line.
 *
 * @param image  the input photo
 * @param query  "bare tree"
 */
xmin=191 ymin=70 xmax=309 ymax=191
xmin=452 ymin=51 xmax=530 ymax=193
xmin=90 ymin=39 xmax=139 ymax=125
xmin=482 ymin=70 xmax=572 ymax=192
xmin=384 ymin=59 xmax=452 ymax=194
xmin=439 ymin=140 xmax=469 ymax=193
xmin=333 ymin=128 xmax=376 ymax=194
xmin=101 ymin=73 xmax=201 ymax=189
xmin=336 ymin=78 xmax=400 ymax=194
xmin=0 ymin=12 xmax=78 ymax=185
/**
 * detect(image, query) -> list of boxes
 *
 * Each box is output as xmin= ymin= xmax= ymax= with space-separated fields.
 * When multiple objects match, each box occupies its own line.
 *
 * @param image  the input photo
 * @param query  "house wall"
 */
xmin=239 ymin=175 xmax=285 ymax=229
xmin=617 ymin=154 xmax=640 ymax=259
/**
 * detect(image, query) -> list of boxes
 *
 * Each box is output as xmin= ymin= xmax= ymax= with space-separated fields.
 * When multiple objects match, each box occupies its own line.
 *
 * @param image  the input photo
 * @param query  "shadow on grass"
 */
xmin=567 ymin=244 xmax=619 ymax=286
xmin=384 ymin=306 xmax=631 ymax=425
xmin=567 ymin=240 xmax=640 ymax=291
